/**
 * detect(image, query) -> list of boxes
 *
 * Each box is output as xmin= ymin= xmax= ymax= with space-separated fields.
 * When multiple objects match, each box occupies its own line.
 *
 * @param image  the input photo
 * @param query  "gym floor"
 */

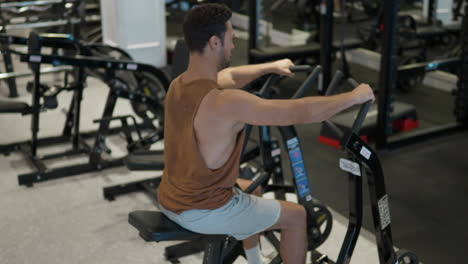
xmin=1 ymin=5 xmax=467 ymax=264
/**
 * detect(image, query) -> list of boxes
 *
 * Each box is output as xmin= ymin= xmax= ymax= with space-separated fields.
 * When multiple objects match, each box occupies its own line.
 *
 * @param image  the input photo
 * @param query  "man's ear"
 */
xmin=207 ymin=35 xmax=220 ymax=50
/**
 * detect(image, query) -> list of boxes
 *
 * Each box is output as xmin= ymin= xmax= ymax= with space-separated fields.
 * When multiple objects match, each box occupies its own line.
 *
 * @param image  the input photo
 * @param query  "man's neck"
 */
xmin=183 ymin=54 xmax=218 ymax=83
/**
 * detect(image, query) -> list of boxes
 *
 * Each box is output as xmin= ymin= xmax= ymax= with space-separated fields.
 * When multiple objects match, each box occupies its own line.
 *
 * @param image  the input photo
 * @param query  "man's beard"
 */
xmin=217 ymin=47 xmax=230 ymax=71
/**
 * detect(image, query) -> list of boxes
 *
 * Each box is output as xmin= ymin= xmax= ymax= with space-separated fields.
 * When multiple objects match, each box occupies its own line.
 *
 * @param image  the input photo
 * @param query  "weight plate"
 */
xmin=307 ymin=200 xmax=333 ymax=249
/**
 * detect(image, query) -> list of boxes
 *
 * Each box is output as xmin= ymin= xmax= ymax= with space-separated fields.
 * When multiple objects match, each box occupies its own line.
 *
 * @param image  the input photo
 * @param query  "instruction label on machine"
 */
xmin=339 ymin=158 xmax=361 ymax=176
xmin=271 ymin=148 xmax=281 ymax=157
xmin=378 ymin=195 xmax=391 ymax=230
xmin=360 ymin=146 xmax=372 ymax=160
xmin=287 ymin=137 xmax=311 ymax=198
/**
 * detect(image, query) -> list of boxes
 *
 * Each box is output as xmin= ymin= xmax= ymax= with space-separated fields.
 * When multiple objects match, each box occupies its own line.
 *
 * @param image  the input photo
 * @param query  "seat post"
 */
xmin=203 ymin=236 xmax=228 ymax=264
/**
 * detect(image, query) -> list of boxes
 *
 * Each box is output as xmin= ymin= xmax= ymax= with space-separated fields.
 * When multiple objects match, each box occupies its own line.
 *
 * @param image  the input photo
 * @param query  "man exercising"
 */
xmin=158 ymin=4 xmax=374 ymax=264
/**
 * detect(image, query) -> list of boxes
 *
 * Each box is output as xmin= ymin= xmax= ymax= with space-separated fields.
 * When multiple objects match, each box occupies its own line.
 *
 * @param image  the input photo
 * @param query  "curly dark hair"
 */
xmin=183 ymin=3 xmax=232 ymax=54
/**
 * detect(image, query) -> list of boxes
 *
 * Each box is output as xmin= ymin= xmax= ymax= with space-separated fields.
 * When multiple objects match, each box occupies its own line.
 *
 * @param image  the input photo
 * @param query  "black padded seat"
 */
xmin=333 ymin=38 xmax=363 ymax=50
xmin=0 ymin=100 xmax=29 ymax=114
xmin=416 ymin=26 xmax=447 ymax=38
xmin=124 ymin=150 xmax=164 ymax=171
xmin=444 ymin=23 xmax=461 ymax=34
xmin=250 ymin=38 xmax=362 ymax=62
xmin=250 ymin=42 xmax=322 ymax=62
xmin=129 ymin=211 xmax=225 ymax=242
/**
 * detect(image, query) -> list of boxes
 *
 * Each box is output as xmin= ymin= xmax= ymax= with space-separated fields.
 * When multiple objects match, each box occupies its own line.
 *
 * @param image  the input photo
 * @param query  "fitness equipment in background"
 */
xmin=375 ymin=0 xmax=467 ymax=150
xmin=247 ymin=0 xmax=362 ymax=94
xmin=323 ymin=0 xmax=467 ymax=150
xmin=0 ymin=0 xmax=100 ymax=98
xmin=0 ymin=32 xmax=169 ymax=187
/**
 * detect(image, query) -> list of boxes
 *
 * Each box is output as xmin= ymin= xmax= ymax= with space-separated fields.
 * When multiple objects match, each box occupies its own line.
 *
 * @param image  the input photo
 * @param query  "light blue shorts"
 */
xmin=159 ymin=188 xmax=281 ymax=240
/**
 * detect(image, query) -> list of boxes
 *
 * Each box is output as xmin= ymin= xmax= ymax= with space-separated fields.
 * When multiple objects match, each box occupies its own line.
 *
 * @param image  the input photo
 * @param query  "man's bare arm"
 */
xmin=217 ymin=59 xmax=294 ymax=89
xmin=206 ymin=84 xmax=374 ymax=127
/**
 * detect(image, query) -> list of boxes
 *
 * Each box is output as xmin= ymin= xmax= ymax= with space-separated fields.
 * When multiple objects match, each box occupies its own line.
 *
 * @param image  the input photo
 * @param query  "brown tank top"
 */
xmin=157 ymin=77 xmax=245 ymax=214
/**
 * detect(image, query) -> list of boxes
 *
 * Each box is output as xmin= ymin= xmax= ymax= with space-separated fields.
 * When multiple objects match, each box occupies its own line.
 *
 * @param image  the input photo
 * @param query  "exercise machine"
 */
xmin=127 ymin=65 xmax=339 ymax=263
xmin=318 ymin=75 xmax=420 ymax=263
xmin=0 ymin=32 xmax=169 ymax=186
xmin=0 ymin=0 xmax=100 ymax=97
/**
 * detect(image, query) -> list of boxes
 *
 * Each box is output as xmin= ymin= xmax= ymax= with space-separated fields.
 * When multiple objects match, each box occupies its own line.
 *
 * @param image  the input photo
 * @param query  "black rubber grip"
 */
xmin=351 ymin=101 xmax=372 ymax=134
xmin=347 ymin=78 xmax=372 ymax=134
xmin=292 ymin=65 xmax=322 ymax=99
xmin=290 ymin=65 xmax=312 ymax=72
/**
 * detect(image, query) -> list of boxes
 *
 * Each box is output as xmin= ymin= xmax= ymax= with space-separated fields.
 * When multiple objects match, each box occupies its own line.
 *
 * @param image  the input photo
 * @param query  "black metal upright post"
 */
xmin=248 ymin=0 xmax=260 ymax=64
xmin=27 ymin=32 xmax=43 ymax=157
xmin=455 ymin=0 xmax=468 ymax=126
xmin=89 ymin=83 xmax=118 ymax=166
xmin=0 ymin=9 xmax=18 ymax=98
xmin=427 ymin=0 xmax=437 ymax=24
xmin=30 ymin=66 xmax=41 ymax=157
xmin=336 ymin=168 xmax=363 ymax=264
xmin=72 ymin=66 xmax=86 ymax=149
xmin=319 ymin=0 xmax=334 ymax=94
xmin=62 ymin=92 xmax=76 ymax=138
xmin=366 ymin=163 xmax=396 ymax=263
xmin=376 ymin=0 xmax=400 ymax=150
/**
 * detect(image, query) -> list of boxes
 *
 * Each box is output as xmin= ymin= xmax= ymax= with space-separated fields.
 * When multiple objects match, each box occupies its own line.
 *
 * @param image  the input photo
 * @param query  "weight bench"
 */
xmin=103 ymin=150 xmax=164 ymax=201
xmin=128 ymin=210 xmax=231 ymax=264
xmin=0 ymin=99 xmax=29 ymax=114
xmin=125 ymin=150 xmax=164 ymax=171
xmin=416 ymin=25 xmax=448 ymax=39
xmin=444 ymin=23 xmax=461 ymax=34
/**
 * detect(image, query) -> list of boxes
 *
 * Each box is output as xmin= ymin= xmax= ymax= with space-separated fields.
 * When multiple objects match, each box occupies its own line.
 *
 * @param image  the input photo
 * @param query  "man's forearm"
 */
xmin=294 ymin=93 xmax=358 ymax=124
xmin=264 ymin=93 xmax=359 ymax=126
xmin=217 ymin=62 xmax=275 ymax=89
xmin=243 ymin=92 xmax=360 ymax=126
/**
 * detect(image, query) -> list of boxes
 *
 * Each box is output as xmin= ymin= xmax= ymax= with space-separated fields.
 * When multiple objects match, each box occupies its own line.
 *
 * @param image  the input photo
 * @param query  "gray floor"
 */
xmin=0 ymin=71 xmax=388 ymax=264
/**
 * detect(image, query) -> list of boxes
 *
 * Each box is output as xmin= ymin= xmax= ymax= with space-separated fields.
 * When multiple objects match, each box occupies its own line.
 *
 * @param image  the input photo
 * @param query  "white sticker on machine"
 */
xmin=339 ymin=158 xmax=361 ymax=176
xmin=126 ymin=63 xmax=138 ymax=70
xmin=360 ymin=146 xmax=372 ymax=160
xmin=378 ymin=195 xmax=391 ymax=230
xmin=271 ymin=148 xmax=281 ymax=157
xmin=30 ymin=55 xmax=42 ymax=63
